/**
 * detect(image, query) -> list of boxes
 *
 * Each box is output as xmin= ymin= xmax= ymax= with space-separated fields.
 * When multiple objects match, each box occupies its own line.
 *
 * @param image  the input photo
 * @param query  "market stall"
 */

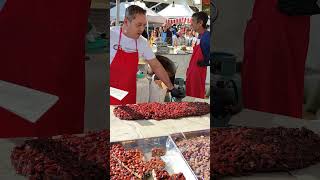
xmin=108 ymin=2 xmax=212 ymax=178
xmin=158 ymin=2 xmax=194 ymax=20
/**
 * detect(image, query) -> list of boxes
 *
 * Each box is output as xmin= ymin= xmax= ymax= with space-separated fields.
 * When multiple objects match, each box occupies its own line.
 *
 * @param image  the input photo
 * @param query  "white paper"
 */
xmin=110 ymin=87 xmax=128 ymax=101
xmin=0 ymin=80 xmax=59 ymax=123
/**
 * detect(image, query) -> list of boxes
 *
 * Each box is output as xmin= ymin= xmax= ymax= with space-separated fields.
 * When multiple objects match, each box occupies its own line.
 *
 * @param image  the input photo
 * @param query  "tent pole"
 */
xmin=116 ymin=0 xmax=120 ymax=26
xmin=150 ymin=2 xmax=161 ymax=10
xmin=147 ymin=21 xmax=149 ymax=40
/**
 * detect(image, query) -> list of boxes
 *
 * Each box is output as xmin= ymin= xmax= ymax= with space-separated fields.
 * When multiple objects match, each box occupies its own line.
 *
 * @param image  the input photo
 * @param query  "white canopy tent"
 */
xmin=158 ymin=3 xmax=195 ymax=18
xmin=110 ymin=1 xmax=167 ymax=24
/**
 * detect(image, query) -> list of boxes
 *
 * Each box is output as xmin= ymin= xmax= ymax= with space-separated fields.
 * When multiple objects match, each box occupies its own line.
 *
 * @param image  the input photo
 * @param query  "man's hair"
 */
xmin=154 ymin=55 xmax=176 ymax=85
xmin=125 ymin=5 xmax=147 ymax=21
xmin=155 ymin=55 xmax=176 ymax=77
xmin=192 ymin=11 xmax=209 ymax=28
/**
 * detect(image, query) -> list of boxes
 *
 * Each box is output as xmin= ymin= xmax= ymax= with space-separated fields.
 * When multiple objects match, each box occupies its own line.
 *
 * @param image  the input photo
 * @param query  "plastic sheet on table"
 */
xmin=170 ymin=129 xmax=210 ymax=180
xmin=111 ymin=136 xmax=197 ymax=180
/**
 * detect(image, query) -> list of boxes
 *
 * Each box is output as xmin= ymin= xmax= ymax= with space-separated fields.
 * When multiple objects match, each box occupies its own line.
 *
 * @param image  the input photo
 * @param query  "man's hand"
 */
xmin=169 ymin=87 xmax=184 ymax=99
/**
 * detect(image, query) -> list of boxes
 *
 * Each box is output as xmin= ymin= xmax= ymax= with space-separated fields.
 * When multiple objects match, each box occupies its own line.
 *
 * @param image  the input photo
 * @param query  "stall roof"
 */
xmin=158 ymin=3 xmax=195 ymax=18
xmin=110 ymin=1 xmax=167 ymax=24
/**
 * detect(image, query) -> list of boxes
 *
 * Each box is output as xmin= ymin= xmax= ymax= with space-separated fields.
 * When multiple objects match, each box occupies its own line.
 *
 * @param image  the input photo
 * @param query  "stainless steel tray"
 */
xmin=111 ymin=136 xmax=197 ymax=180
xmin=170 ymin=129 xmax=210 ymax=180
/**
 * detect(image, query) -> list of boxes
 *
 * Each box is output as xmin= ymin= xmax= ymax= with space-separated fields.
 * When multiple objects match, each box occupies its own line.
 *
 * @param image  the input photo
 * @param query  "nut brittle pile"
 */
xmin=110 ymin=144 xmax=185 ymax=179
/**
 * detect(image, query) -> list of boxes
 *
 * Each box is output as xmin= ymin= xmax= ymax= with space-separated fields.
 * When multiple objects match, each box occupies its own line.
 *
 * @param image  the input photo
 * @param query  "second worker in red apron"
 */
xmin=186 ymin=11 xmax=210 ymax=99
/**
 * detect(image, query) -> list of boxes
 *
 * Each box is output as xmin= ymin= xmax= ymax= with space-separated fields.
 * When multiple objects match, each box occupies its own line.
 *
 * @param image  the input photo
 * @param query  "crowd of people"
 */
xmin=110 ymin=20 xmax=209 ymax=48
xmin=148 ymin=24 xmax=201 ymax=47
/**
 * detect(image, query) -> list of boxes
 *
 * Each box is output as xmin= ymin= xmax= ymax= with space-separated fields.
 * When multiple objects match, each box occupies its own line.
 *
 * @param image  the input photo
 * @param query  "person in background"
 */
xmin=186 ymin=11 xmax=210 ymax=99
xmin=172 ymin=32 xmax=179 ymax=47
xmin=171 ymin=24 xmax=178 ymax=35
xmin=148 ymin=55 xmax=177 ymax=102
xmin=155 ymin=27 xmax=160 ymax=38
xmin=161 ymin=24 xmax=173 ymax=45
xmin=160 ymin=25 xmax=166 ymax=43
xmin=159 ymin=26 xmax=163 ymax=33
xmin=177 ymin=30 xmax=186 ymax=46
xmin=185 ymin=29 xmax=193 ymax=46
xmin=110 ymin=5 xmax=183 ymax=105
xmin=151 ymin=55 xmax=176 ymax=86
xmin=149 ymin=30 xmax=159 ymax=46
xmin=166 ymin=24 xmax=173 ymax=45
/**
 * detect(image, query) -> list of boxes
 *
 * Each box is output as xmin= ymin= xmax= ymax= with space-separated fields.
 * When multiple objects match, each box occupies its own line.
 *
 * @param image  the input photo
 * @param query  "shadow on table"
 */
xmin=12 ymin=139 xmax=108 ymax=179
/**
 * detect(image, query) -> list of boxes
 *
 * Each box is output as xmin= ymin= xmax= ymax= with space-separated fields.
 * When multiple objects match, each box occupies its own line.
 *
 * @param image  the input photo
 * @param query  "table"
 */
xmin=110 ymin=97 xmax=210 ymax=142
xmin=224 ymin=109 xmax=320 ymax=180
xmin=4 ymin=108 xmax=320 ymax=179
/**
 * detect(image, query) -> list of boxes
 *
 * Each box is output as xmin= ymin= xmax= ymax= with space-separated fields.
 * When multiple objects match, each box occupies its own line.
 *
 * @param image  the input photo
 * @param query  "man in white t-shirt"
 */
xmin=110 ymin=5 xmax=183 ymax=105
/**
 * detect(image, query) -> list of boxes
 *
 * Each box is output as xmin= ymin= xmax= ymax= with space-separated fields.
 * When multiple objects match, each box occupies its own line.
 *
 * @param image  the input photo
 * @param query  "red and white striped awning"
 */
xmin=165 ymin=17 xmax=192 ymax=25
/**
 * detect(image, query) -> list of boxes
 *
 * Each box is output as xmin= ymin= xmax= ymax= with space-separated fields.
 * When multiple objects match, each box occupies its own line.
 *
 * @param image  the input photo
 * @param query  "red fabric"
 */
xmin=186 ymin=43 xmax=207 ymax=98
xmin=242 ymin=0 xmax=310 ymax=118
xmin=0 ymin=0 xmax=89 ymax=138
xmin=110 ymin=28 xmax=139 ymax=105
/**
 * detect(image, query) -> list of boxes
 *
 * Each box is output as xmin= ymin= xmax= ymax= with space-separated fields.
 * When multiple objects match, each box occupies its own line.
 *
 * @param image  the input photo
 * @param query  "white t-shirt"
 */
xmin=110 ymin=26 xmax=155 ymax=64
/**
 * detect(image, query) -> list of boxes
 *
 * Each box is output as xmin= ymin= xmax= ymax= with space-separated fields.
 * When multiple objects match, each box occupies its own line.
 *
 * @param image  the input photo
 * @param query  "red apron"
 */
xmin=0 ymin=0 xmax=89 ymax=138
xmin=110 ymin=28 xmax=139 ymax=105
xmin=242 ymin=0 xmax=310 ymax=118
xmin=186 ymin=40 xmax=207 ymax=98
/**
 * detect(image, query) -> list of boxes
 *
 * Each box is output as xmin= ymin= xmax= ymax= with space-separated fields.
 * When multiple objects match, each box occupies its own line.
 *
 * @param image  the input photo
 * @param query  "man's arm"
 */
xmin=199 ymin=32 xmax=210 ymax=66
xmin=147 ymin=58 xmax=174 ymax=90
